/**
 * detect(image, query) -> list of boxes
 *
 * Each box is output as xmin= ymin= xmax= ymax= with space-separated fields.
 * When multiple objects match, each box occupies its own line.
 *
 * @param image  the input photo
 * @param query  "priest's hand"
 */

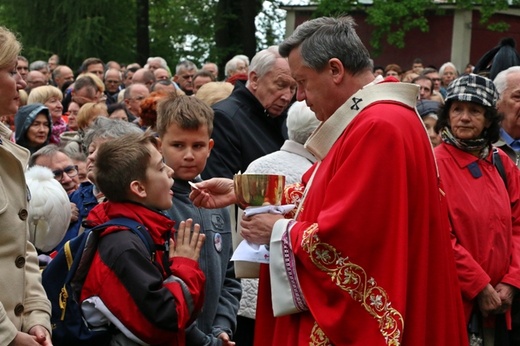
xmin=189 ymin=178 xmax=236 ymax=209
xmin=494 ymin=282 xmax=516 ymax=314
xmin=477 ymin=283 xmax=501 ymax=317
xmin=240 ymin=213 xmax=284 ymax=245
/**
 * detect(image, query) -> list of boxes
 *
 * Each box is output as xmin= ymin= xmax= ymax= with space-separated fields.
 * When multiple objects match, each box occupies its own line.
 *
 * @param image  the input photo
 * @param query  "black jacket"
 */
xmin=201 ymin=81 xmax=288 ymax=179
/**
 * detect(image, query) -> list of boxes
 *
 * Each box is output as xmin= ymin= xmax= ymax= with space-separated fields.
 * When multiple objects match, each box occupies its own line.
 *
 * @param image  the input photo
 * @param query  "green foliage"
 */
xmin=314 ymin=0 xmax=518 ymax=56
xmin=487 ymin=22 xmax=510 ymax=32
xmin=0 ymin=0 xmax=285 ymax=73
xmin=149 ymin=0 xmax=218 ymax=69
xmin=313 ymin=0 xmax=362 ymax=17
xmin=256 ymin=1 xmax=286 ymax=48
xmin=366 ymin=0 xmax=431 ymax=54
xmin=1 ymin=0 xmax=136 ymax=69
xmin=478 ymin=0 xmax=509 ymax=23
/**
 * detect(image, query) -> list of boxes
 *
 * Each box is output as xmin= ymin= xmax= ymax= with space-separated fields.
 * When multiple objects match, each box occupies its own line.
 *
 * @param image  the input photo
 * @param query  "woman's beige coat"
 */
xmin=0 ymin=122 xmax=51 ymax=344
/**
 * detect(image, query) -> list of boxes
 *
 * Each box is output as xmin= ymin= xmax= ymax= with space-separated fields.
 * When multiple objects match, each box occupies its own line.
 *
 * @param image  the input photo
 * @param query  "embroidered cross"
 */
xmin=351 ymin=97 xmax=363 ymax=110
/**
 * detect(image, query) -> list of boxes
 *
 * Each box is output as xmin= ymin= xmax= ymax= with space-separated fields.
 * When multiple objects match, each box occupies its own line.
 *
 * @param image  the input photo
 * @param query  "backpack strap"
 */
xmin=97 ymin=218 xmax=173 ymax=276
xmin=493 ymin=147 xmax=508 ymax=189
xmin=93 ymin=218 xmax=156 ymax=259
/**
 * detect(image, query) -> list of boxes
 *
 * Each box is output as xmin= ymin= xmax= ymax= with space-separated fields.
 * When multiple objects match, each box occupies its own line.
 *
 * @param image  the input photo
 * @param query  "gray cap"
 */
xmin=445 ymin=74 xmax=498 ymax=108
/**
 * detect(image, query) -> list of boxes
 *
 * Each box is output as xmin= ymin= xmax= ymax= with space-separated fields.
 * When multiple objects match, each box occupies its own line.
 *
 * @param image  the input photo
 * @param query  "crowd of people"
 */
xmin=2 ymin=12 xmax=520 ymax=346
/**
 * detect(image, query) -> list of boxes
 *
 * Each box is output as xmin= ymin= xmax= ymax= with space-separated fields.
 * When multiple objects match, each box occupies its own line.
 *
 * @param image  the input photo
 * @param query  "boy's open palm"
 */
xmin=170 ymin=219 xmax=205 ymax=261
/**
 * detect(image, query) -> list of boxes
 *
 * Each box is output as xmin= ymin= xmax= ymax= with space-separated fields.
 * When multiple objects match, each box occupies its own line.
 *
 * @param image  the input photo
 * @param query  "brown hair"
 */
xmin=94 ymin=130 xmax=158 ymax=202
xmin=193 ymin=69 xmax=216 ymax=83
xmin=156 ymin=94 xmax=214 ymax=137
xmin=75 ymin=73 xmax=105 ymax=95
xmin=384 ymin=63 xmax=402 ymax=76
xmin=80 ymin=57 xmax=104 ymax=73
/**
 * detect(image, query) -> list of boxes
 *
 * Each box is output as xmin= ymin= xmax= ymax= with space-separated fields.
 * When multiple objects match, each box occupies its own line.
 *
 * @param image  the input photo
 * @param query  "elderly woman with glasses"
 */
xmin=434 ymin=74 xmax=520 ymax=343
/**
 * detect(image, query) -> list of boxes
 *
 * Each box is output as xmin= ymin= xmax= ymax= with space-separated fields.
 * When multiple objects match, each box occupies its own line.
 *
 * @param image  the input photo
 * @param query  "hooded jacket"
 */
xmin=80 ymin=201 xmax=205 ymax=346
xmin=14 ymin=103 xmax=52 ymax=154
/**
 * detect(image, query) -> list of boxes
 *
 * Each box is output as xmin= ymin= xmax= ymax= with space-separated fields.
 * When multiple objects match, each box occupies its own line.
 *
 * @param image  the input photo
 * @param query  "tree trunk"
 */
xmin=136 ymin=0 xmax=150 ymax=66
xmin=214 ymin=0 xmax=263 ymax=79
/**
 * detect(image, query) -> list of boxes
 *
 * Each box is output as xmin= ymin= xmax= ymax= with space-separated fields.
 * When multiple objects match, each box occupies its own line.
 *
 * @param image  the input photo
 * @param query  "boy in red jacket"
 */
xmin=80 ymin=131 xmax=206 ymax=345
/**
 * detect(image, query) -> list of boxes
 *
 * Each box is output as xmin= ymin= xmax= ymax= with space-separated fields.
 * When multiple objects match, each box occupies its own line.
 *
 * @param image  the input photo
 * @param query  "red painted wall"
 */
xmin=470 ymin=12 xmax=520 ymax=67
xmin=291 ymin=9 xmax=520 ymax=73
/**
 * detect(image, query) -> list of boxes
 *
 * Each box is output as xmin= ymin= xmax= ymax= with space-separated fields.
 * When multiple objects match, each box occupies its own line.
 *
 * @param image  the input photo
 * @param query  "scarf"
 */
xmin=51 ymin=117 xmax=67 ymax=145
xmin=441 ymin=126 xmax=490 ymax=159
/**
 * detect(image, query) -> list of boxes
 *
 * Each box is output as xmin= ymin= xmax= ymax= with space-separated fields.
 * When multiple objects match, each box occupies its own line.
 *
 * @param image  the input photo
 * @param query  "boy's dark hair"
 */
xmin=94 ymin=130 xmax=159 ymax=202
xmin=156 ymin=94 xmax=214 ymax=137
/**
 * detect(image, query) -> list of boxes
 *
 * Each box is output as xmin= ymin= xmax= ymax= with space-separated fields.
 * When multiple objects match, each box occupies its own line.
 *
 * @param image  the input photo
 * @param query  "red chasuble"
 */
xmin=255 ymin=83 xmax=468 ymax=345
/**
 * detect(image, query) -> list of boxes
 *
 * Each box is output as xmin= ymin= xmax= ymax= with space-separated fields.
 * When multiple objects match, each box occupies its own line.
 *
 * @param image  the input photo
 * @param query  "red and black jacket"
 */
xmin=80 ymin=201 xmax=205 ymax=346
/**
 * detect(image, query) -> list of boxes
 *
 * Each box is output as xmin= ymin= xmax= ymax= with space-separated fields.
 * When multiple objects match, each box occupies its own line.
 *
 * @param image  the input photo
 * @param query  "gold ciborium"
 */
xmin=233 ymin=174 xmax=285 ymax=210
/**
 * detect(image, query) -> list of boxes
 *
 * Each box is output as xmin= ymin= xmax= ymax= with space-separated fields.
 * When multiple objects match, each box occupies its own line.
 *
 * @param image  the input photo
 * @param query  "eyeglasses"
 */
xmin=431 ymin=78 xmax=441 ymax=82
xmin=53 ymin=165 xmax=78 ymax=181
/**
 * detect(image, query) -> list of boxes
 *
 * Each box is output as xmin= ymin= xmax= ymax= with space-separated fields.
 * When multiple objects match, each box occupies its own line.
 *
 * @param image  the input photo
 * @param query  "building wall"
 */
xmin=470 ymin=12 xmax=520 ymax=67
xmin=287 ymin=7 xmax=520 ymax=74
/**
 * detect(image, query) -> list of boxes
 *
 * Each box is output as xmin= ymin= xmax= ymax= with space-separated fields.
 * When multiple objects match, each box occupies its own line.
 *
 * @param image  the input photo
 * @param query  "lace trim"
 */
xmin=282 ymin=227 xmax=307 ymax=312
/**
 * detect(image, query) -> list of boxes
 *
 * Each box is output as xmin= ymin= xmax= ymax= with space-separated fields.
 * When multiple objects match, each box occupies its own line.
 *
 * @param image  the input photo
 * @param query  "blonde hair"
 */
xmin=0 ymin=26 xmax=21 ymax=70
xmin=76 ymin=102 xmax=108 ymax=130
xmin=27 ymin=85 xmax=63 ymax=104
xmin=18 ymin=89 xmax=28 ymax=106
xmin=195 ymin=81 xmax=233 ymax=106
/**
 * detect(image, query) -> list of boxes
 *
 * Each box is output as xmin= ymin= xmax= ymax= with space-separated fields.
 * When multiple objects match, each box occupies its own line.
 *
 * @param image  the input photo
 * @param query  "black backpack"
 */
xmin=42 ymin=218 xmax=155 ymax=346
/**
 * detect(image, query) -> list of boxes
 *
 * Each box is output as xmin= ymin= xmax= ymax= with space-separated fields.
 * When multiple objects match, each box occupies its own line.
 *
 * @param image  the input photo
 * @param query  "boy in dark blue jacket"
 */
xmin=157 ymin=95 xmax=240 ymax=346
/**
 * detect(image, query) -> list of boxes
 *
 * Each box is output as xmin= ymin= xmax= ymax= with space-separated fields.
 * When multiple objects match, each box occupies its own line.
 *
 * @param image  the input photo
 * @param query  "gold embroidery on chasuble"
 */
xmin=302 ymin=224 xmax=404 ymax=346
xmin=310 ymin=322 xmax=332 ymax=346
xmin=284 ymin=182 xmax=305 ymax=219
